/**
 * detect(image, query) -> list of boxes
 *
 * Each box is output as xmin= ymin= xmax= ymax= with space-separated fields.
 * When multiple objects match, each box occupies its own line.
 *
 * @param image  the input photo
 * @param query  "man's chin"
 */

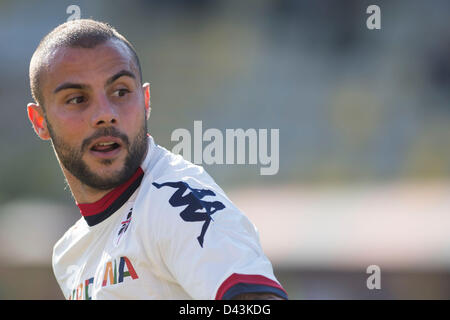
xmin=59 ymin=133 xmax=147 ymax=192
xmin=84 ymin=151 xmax=125 ymax=170
xmin=81 ymin=170 xmax=131 ymax=191
xmin=69 ymin=157 xmax=133 ymax=191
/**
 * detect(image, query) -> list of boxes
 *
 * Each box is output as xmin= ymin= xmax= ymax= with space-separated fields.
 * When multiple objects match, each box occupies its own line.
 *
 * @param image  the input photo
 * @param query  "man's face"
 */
xmin=30 ymin=39 xmax=150 ymax=191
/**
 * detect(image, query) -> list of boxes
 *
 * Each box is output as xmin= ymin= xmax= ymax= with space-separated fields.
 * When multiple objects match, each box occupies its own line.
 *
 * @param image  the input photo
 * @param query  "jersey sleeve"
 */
xmin=150 ymin=172 xmax=288 ymax=300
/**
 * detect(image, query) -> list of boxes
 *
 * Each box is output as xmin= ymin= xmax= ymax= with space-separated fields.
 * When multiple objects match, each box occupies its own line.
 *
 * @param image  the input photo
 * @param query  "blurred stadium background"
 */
xmin=1 ymin=0 xmax=450 ymax=299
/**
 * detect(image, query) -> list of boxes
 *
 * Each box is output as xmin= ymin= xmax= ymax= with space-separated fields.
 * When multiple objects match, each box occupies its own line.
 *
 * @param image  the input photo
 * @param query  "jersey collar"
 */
xmin=76 ymin=167 xmax=145 ymax=226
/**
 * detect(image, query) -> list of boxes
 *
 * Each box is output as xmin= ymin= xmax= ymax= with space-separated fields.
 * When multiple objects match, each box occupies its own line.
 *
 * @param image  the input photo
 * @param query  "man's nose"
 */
xmin=91 ymin=94 xmax=118 ymax=127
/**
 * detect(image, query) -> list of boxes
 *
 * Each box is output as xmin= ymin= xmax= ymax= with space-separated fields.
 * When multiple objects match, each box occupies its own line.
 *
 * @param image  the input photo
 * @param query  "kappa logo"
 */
xmin=114 ymin=208 xmax=133 ymax=247
xmin=152 ymin=181 xmax=225 ymax=247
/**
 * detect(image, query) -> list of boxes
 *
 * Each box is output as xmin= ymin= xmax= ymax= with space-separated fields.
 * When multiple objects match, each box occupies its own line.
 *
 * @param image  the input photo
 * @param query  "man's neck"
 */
xmin=64 ymin=171 xmax=113 ymax=205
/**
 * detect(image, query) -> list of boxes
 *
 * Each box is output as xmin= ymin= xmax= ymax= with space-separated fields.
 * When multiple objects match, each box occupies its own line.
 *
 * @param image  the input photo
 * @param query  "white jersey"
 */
xmin=52 ymin=135 xmax=287 ymax=300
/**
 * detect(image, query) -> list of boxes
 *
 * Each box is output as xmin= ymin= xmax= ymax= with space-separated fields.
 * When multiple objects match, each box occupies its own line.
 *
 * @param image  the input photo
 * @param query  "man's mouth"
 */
xmin=88 ymin=137 xmax=124 ymax=159
xmin=91 ymin=141 xmax=121 ymax=152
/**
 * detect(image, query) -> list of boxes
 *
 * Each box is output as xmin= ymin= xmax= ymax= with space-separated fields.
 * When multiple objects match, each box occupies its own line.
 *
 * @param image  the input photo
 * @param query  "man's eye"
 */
xmin=112 ymin=89 xmax=130 ymax=97
xmin=66 ymin=96 xmax=85 ymax=104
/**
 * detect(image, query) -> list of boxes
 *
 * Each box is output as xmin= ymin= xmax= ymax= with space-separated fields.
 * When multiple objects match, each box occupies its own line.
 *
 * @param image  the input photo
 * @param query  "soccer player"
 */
xmin=26 ymin=19 xmax=287 ymax=300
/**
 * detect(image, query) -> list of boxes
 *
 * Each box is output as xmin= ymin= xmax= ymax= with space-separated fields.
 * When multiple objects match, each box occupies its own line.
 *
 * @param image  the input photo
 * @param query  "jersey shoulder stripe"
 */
xmin=215 ymin=273 xmax=288 ymax=300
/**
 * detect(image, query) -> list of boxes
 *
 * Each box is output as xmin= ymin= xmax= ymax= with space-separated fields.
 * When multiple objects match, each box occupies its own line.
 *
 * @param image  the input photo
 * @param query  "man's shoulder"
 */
xmin=135 ymin=139 xmax=231 ymax=229
xmin=144 ymin=139 xmax=206 ymax=181
xmin=142 ymin=138 xmax=222 ymax=195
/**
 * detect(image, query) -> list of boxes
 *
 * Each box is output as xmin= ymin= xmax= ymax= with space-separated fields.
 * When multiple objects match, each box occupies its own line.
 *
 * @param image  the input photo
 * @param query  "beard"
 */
xmin=46 ymin=119 xmax=148 ymax=191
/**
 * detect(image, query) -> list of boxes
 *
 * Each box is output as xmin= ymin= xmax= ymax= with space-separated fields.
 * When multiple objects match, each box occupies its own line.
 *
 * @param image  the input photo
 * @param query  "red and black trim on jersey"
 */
xmin=216 ymin=273 xmax=288 ymax=300
xmin=77 ymin=168 xmax=144 ymax=227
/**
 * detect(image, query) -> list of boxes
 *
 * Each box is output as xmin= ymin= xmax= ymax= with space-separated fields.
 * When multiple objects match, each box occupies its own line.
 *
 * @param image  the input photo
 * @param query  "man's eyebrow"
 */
xmin=105 ymin=70 xmax=136 ymax=86
xmin=52 ymin=70 xmax=136 ymax=94
xmin=53 ymin=83 xmax=88 ymax=94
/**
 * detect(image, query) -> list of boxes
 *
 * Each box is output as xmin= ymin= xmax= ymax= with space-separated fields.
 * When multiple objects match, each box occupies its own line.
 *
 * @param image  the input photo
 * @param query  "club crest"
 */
xmin=114 ymin=208 xmax=133 ymax=247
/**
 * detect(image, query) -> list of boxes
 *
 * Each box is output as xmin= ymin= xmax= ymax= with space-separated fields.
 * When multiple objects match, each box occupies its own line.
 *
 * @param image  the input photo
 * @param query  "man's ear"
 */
xmin=142 ymin=82 xmax=151 ymax=120
xmin=27 ymin=103 xmax=50 ymax=140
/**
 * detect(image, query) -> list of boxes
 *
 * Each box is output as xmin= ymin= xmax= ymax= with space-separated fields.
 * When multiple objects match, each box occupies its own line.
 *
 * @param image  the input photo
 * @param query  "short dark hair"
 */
xmin=29 ymin=19 xmax=143 ymax=109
